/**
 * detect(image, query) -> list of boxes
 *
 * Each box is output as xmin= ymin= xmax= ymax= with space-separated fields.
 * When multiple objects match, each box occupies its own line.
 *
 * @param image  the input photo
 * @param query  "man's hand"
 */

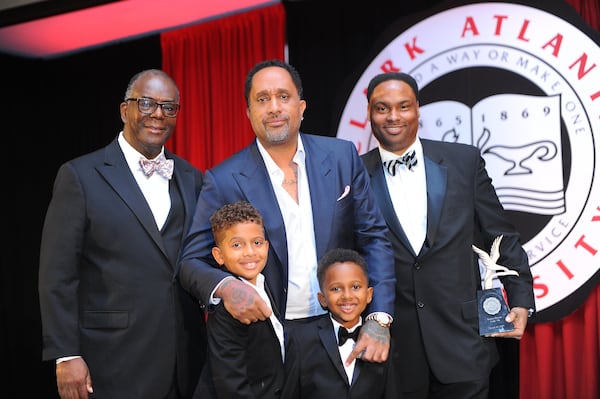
xmin=217 ymin=277 xmax=272 ymax=324
xmin=345 ymin=319 xmax=390 ymax=366
xmin=56 ymin=357 xmax=93 ymax=399
xmin=490 ymin=306 xmax=529 ymax=339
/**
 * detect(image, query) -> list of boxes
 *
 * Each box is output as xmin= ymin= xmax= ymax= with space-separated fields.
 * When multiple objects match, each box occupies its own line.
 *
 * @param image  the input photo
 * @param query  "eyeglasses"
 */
xmin=126 ymin=97 xmax=180 ymax=118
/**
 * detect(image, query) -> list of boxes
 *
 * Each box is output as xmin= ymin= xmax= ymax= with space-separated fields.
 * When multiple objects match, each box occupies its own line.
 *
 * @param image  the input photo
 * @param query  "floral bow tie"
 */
xmin=139 ymin=154 xmax=174 ymax=179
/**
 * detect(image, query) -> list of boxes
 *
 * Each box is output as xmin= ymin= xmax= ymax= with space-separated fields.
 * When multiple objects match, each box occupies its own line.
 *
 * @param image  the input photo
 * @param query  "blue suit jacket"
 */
xmin=180 ymin=133 xmax=395 ymax=317
xmin=361 ymin=139 xmax=535 ymax=390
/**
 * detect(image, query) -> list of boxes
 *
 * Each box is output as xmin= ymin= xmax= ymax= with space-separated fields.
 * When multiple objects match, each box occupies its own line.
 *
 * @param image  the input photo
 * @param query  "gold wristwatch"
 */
xmin=366 ymin=312 xmax=392 ymax=328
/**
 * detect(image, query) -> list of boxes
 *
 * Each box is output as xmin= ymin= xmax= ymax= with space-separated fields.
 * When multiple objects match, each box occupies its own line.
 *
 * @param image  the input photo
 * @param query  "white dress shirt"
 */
xmin=118 ymin=132 xmax=171 ymax=230
xmin=331 ymin=315 xmax=363 ymax=383
xmin=379 ymin=139 xmax=427 ymax=254
xmin=257 ymin=137 xmax=326 ymax=319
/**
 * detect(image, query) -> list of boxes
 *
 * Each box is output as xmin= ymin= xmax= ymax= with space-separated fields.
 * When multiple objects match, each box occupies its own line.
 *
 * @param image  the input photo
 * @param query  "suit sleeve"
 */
xmin=179 ymin=170 xmax=231 ymax=305
xmin=39 ymin=163 xmax=86 ymax=360
xmin=348 ymin=143 xmax=396 ymax=316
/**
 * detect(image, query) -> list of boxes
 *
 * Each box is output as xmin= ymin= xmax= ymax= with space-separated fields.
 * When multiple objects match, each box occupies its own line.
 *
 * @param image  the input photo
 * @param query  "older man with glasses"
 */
xmin=39 ymin=69 xmax=207 ymax=399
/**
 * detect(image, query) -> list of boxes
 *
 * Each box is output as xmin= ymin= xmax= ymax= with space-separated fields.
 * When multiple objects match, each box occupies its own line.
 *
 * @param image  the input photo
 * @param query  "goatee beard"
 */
xmin=266 ymin=127 xmax=290 ymax=143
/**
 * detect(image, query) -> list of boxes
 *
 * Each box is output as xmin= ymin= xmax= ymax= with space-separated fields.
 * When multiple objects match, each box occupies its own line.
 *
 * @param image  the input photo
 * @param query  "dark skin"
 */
xmin=54 ymin=71 xmax=180 ymax=399
xmin=216 ymin=65 xmax=390 ymax=366
xmin=120 ymin=72 xmax=180 ymax=159
xmin=317 ymin=261 xmax=373 ymax=329
xmin=368 ymin=78 xmax=529 ymax=339
xmin=368 ymin=79 xmax=420 ymax=156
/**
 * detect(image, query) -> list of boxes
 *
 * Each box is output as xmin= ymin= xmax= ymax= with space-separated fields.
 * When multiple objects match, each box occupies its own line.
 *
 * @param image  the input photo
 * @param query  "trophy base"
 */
xmin=477 ymin=287 xmax=514 ymax=336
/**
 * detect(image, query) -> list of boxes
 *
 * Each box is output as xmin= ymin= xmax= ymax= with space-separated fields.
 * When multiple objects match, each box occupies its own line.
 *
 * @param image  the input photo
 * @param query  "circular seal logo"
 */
xmin=336 ymin=2 xmax=600 ymax=321
xmin=483 ymin=296 xmax=502 ymax=316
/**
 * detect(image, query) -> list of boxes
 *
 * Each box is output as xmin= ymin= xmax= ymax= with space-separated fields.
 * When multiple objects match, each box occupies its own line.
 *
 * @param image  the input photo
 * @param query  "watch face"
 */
xmin=375 ymin=314 xmax=390 ymax=325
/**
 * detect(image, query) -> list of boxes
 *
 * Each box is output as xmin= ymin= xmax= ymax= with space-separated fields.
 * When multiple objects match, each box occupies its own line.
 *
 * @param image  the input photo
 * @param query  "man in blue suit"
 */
xmin=360 ymin=72 xmax=535 ymax=399
xmin=179 ymin=59 xmax=395 ymax=365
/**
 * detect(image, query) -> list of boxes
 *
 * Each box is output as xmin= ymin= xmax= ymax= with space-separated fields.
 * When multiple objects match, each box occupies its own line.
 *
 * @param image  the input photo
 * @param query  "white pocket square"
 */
xmin=337 ymin=185 xmax=351 ymax=201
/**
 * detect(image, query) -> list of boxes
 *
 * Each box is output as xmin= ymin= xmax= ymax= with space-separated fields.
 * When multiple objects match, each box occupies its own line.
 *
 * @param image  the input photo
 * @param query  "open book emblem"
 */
xmin=420 ymin=93 xmax=564 ymax=216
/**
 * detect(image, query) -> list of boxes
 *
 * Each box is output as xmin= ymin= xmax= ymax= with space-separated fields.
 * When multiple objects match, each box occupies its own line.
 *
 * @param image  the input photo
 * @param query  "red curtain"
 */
xmin=565 ymin=0 xmax=600 ymax=30
xmin=160 ymin=3 xmax=286 ymax=171
xmin=520 ymin=285 xmax=600 ymax=398
xmin=160 ymin=1 xmax=600 ymax=398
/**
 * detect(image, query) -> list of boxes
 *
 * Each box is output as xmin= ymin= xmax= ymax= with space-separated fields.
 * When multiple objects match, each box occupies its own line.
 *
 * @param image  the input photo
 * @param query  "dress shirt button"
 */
xmin=417 ymin=301 xmax=425 ymax=309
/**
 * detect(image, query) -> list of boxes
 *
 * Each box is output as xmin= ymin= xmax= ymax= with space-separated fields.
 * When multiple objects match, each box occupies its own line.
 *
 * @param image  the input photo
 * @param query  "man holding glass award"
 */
xmin=360 ymin=72 xmax=535 ymax=399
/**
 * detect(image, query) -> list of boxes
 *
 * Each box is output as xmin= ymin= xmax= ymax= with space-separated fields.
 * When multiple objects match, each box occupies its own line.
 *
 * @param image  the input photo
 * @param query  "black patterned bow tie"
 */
xmin=139 ymin=154 xmax=174 ymax=179
xmin=338 ymin=326 xmax=361 ymax=346
xmin=383 ymin=149 xmax=417 ymax=176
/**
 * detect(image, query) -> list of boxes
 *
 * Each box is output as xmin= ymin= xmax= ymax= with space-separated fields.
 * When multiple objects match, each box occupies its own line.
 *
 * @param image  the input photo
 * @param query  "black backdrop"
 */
xmin=3 ymin=37 xmax=163 ymax=395
xmin=2 ymin=0 xmax=524 ymax=396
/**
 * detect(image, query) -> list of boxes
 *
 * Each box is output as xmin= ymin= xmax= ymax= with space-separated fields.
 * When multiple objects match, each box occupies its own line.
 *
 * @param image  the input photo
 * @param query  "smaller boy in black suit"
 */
xmin=282 ymin=248 xmax=398 ymax=399
xmin=193 ymin=201 xmax=284 ymax=399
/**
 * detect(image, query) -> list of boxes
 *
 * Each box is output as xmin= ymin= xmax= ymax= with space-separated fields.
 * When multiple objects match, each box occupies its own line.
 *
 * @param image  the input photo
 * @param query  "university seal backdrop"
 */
xmin=335 ymin=0 xmax=600 ymax=323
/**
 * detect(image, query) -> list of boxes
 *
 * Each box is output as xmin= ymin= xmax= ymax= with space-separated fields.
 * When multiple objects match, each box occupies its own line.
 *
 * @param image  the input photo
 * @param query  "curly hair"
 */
xmin=210 ymin=201 xmax=264 ymax=243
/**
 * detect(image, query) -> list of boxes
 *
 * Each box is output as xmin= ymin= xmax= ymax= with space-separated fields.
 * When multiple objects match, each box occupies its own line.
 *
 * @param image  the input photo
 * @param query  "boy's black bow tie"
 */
xmin=338 ymin=326 xmax=361 ymax=346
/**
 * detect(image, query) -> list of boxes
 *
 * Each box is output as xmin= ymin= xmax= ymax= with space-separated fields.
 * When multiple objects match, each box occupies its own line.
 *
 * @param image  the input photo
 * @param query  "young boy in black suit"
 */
xmin=282 ymin=248 xmax=398 ymax=398
xmin=193 ymin=201 xmax=284 ymax=399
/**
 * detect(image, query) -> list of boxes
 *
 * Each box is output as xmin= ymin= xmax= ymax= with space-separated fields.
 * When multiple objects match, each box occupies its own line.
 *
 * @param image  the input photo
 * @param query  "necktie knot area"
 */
xmin=139 ymin=154 xmax=174 ymax=179
xmin=383 ymin=150 xmax=417 ymax=176
xmin=338 ymin=326 xmax=361 ymax=346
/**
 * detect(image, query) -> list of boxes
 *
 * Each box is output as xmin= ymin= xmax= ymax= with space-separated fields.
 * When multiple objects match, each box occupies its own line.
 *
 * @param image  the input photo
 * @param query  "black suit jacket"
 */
xmin=282 ymin=314 xmax=397 ymax=399
xmin=193 ymin=281 xmax=284 ymax=399
xmin=39 ymin=137 xmax=207 ymax=399
xmin=180 ymin=133 xmax=394 ymax=318
xmin=361 ymin=139 xmax=535 ymax=391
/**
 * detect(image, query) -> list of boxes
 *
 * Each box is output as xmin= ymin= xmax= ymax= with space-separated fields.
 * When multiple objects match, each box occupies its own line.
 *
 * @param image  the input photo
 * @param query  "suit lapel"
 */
xmin=168 ymin=151 xmax=196 ymax=271
xmin=265 ymin=281 xmax=282 ymax=322
xmin=421 ymin=143 xmax=447 ymax=257
xmin=364 ymin=145 xmax=448 ymax=257
xmin=302 ymin=135 xmax=336 ymax=258
xmin=97 ymin=139 xmax=170 ymax=259
xmin=318 ymin=317 xmax=350 ymax=385
xmin=363 ymin=150 xmax=414 ymax=253
xmin=233 ymin=143 xmax=289 ymax=274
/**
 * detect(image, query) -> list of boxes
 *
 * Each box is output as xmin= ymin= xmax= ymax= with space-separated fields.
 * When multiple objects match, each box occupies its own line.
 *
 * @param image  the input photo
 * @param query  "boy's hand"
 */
xmin=345 ymin=319 xmax=390 ymax=366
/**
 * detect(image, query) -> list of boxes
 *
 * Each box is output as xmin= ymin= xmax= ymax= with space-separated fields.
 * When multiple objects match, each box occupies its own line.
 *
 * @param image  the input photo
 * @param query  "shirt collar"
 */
xmin=256 ymin=136 xmax=306 ymax=177
xmin=239 ymin=272 xmax=265 ymax=288
xmin=330 ymin=314 xmax=362 ymax=334
xmin=118 ymin=131 xmax=166 ymax=171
